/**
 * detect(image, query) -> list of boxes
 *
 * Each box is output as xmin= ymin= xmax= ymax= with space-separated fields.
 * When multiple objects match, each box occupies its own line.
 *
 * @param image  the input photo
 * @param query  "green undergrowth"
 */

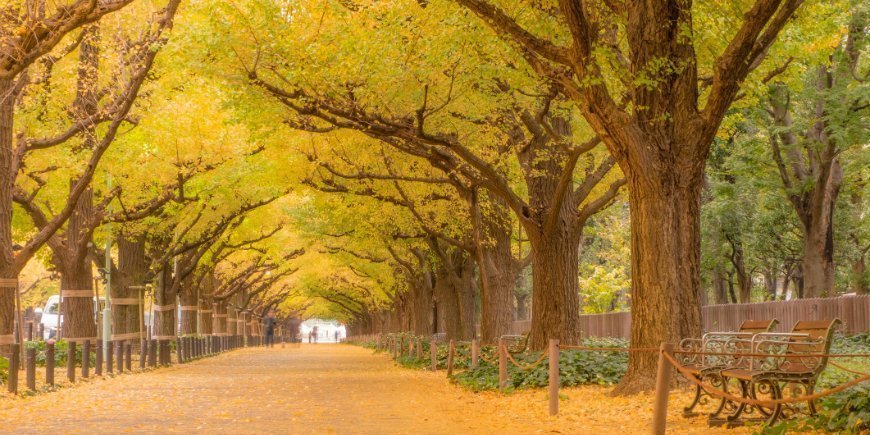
xmin=451 ymin=338 xmax=628 ymax=392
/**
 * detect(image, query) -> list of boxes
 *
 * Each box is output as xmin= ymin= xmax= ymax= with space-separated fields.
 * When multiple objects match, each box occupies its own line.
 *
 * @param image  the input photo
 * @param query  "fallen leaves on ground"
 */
xmin=0 ymin=345 xmax=821 ymax=434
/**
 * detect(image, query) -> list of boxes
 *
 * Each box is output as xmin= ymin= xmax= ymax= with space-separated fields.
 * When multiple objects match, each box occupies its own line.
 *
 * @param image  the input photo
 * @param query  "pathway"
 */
xmin=0 ymin=344 xmax=752 ymax=434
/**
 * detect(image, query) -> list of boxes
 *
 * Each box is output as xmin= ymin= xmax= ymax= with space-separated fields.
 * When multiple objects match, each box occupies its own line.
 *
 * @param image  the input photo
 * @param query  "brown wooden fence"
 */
xmin=510 ymin=295 xmax=870 ymax=338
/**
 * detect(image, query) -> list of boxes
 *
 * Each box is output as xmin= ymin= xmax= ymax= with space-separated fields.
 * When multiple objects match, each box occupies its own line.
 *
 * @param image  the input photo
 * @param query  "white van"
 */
xmin=41 ymin=295 xmax=60 ymax=340
xmin=41 ymin=295 xmax=106 ymax=340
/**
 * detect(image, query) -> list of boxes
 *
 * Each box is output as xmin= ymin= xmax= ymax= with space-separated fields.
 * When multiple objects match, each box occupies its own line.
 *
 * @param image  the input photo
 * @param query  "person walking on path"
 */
xmin=263 ymin=310 xmax=277 ymax=348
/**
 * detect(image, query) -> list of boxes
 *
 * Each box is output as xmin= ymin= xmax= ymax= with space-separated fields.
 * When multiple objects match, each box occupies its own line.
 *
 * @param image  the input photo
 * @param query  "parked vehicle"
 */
xmin=41 ymin=295 xmax=107 ymax=340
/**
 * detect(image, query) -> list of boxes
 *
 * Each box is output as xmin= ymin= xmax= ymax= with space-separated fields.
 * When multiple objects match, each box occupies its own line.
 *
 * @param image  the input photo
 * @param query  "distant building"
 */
xmin=299 ymin=319 xmax=346 ymax=343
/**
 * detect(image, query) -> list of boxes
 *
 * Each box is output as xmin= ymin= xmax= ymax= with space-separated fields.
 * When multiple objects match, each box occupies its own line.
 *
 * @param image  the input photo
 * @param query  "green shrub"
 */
xmin=0 ymin=355 xmax=8 ymax=383
xmin=450 ymin=337 xmax=628 ymax=392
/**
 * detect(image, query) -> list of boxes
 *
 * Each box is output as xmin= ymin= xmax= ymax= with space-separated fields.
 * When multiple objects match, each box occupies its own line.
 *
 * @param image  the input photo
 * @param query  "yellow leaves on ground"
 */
xmin=0 ymin=345 xmax=820 ymax=434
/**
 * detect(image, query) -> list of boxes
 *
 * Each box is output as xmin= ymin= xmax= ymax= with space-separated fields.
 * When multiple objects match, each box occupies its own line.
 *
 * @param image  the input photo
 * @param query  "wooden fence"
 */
xmin=510 ymin=295 xmax=870 ymax=338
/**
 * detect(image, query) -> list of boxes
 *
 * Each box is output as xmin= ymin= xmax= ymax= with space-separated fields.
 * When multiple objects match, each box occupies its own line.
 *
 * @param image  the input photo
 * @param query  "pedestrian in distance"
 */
xmin=264 ymin=310 xmax=277 ymax=348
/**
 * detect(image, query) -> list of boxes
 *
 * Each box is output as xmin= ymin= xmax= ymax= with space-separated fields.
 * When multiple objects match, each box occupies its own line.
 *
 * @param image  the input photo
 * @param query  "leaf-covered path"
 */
xmin=0 ymin=344 xmax=753 ymax=434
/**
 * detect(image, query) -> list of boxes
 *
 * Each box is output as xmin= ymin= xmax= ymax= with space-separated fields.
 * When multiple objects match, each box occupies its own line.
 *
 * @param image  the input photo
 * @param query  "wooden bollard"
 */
xmin=652 ymin=342 xmax=675 ymax=435
xmin=158 ymin=340 xmax=167 ymax=365
xmin=81 ymin=339 xmax=90 ymax=379
xmin=139 ymin=341 xmax=147 ymax=369
xmin=177 ymin=339 xmax=184 ymax=364
xmin=46 ymin=342 xmax=55 ymax=386
xmin=125 ymin=342 xmax=132 ymax=371
xmin=115 ymin=341 xmax=124 ymax=374
xmin=548 ymin=339 xmax=560 ymax=416
xmin=471 ymin=339 xmax=479 ymax=369
xmin=446 ymin=340 xmax=455 ymax=377
xmin=107 ymin=340 xmax=114 ymax=373
xmin=498 ymin=337 xmax=507 ymax=390
xmin=148 ymin=340 xmax=157 ymax=367
xmin=95 ymin=340 xmax=103 ymax=376
xmin=25 ymin=347 xmax=36 ymax=391
xmin=66 ymin=341 xmax=76 ymax=382
xmin=430 ymin=339 xmax=437 ymax=371
xmin=8 ymin=343 xmax=19 ymax=394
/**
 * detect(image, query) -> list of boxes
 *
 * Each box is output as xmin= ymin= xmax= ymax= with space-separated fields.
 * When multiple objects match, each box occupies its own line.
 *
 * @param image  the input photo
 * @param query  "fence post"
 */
xmin=148 ymin=340 xmax=157 ymax=367
xmin=25 ymin=346 xmax=36 ymax=391
xmin=7 ymin=343 xmax=19 ymax=394
xmin=116 ymin=341 xmax=124 ymax=374
xmin=548 ymin=339 xmax=560 ymax=416
xmin=652 ymin=342 xmax=675 ymax=435
xmin=430 ymin=338 xmax=437 ymax=371
xmin=66 ymin=341 xmax=76 ymax=382
xmin=139 ymin=340 xmax=147 ymax=369
xmin=81 ymin=339 xmax=90 ymax=379
xmin=471 ymin=339 xmax=479 ymax=369
xmin=46 ymin=342 xmax=55 ymax=386
xmin=125 ymin=342 xmax=132 ymax=371
xmin=95 ymin=340 xmax=103 ymax=376
xmin=107 ymin=340 xmax=114 ymax=373
xmin=498 ymin=337 xmax=507 ymax=391
xmin=446 ymin=340 xmax=455 ymax=377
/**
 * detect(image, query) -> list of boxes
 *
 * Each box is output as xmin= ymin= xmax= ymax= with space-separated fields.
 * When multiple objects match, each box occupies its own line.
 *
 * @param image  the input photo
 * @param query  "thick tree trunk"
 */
xmin=0 ymin=77 xmax=17 ymax=356
xmin=803 ymin=221 xmax=836 ymax=298
xmin=409 ymin=272 xmax=434 ymax=335
xmin=57 ymin=188 xmax=97 ymax=341
xmin=153 ymin=266 xmax=176 ymax=339
xmin=178 ymin=276 xmax=198 ymax=335
xmin=456 ymin=255 xmax=477 ymax=340
xmin=199 ymin=274 xmax=214 ymax=336
xmin=614 ymin=173 xmax=703 ymax=394
xmin=527 ymin=225 xmax=581 ymax=349
xmin=475 ymin=193 xmax=518 ymax=342
xmin=113 ymin=235 xmax=147 ymax=339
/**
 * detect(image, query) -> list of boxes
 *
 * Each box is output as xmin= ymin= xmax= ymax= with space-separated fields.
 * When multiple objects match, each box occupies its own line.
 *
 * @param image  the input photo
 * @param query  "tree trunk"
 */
xmin=57 ymin=187 xmax=97 ymax=341
xmin=153 ymin=266 xmax=176 ymax=339
xmin=803 ymin=219 xmax=836 ymax=298
xmin=527 ymin=225 xmax=581 ymax=349
xmin=474 ymin=192 xmax=518 ymax=342
xmin=515 ymin=293 xmax=528 ymax=321
xmin=113 ymin=235 xmax=147 ymax=339
xmin=178 ymin=275 xmax=198 ymax=335
xmin=614 ymin=173 xmax=703 ymax=394
xmin=0 ymin=77 xmax=17 ymax=356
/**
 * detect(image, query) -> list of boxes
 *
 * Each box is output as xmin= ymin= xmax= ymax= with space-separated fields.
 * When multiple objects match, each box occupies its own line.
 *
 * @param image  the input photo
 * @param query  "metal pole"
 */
xmin=102 ymin=174 xmax=113 ymax=361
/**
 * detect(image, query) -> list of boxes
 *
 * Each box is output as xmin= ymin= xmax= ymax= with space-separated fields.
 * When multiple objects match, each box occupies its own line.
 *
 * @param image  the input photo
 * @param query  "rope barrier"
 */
xmin=662 ymin=351 xmax=870 ymax=407
xmin=828 ymin=360 xmax=870 ymax=377
xmin=559 ymin=345 xmax=659 ymax=352
xmin=505 ymin=351 xmax=547 ymax=370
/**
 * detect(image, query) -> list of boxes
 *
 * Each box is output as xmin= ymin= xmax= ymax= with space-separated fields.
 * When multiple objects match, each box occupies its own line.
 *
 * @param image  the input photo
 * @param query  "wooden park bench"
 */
xmin=678 ymin=319 xmax=779 ymax=417
xmin=713 ymin=318 xmax=842 ymax=426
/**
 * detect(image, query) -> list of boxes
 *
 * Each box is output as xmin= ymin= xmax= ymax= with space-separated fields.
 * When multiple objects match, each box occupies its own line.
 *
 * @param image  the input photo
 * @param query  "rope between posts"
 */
xmin=505 ymin=351 xmax=547 ymax=370
xmin=558 ymin=345 xmax=659 ymax=352
xmin=661 ymin=351 xmax=870 ymax=406
xmin=828 ymin=360 xmax=870 ymax=377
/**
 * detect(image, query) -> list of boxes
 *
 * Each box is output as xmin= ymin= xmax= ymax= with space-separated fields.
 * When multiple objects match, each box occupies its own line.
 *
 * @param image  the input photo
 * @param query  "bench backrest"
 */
xmin=790 ymin=319 xmax=841 ymax=370
xmin=738 ymin=319 xmax=779 ymax=334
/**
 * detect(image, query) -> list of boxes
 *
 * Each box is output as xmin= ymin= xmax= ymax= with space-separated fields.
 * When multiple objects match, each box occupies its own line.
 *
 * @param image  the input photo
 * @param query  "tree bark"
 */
xmin=56 ymin=186 xmax=98 ymax=341
xmin=113 ymin=235 xmax=146 ymax=338
xmin=474 ymin=192 xmax=518 ymax=342
xmin=527 ymin=224 xmax=582 ymax=348
xmin=615 ymin=172 xmax=703 ymax=394
xmin=0 ymin=77 xmax=17 ymax=355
